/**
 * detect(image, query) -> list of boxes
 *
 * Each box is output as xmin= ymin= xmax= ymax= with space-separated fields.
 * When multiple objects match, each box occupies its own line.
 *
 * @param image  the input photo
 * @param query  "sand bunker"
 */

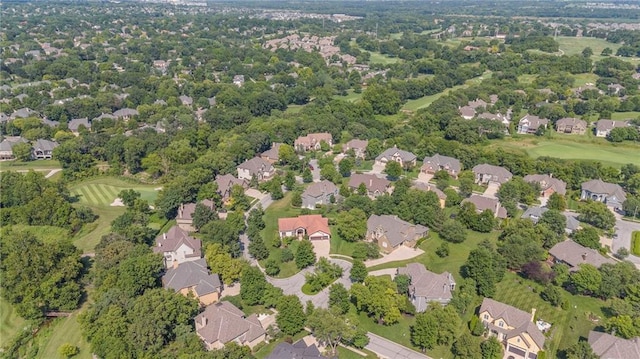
xmin=110 ymin=197 xmax=125 ymax=207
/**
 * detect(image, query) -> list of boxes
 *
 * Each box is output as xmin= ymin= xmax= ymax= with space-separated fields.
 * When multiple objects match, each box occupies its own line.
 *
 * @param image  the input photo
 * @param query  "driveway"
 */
xmin=365 ymin=333 xmax=432 ymax=359
xmin=611 ymin=214 xmax=640 ymax=266
xmin=245 ymin=188 xmax=267 ymax=201
xmin=312 ymin=240 xmax=330 ymax=258
xmin=415 ymin=172 xmax=433 ymax=184
xmin=266 ymin=259 xmax=353 ymax=309
xmin=369 ymin=161 xmax=385 ymax=175
xmin=483 ymin=182 xmax=500 ymax=198
xmin=368 ymin=268 xmax=398 ymax=279
xmin=364 ymin=245 xmax=424 ymax=268
xmin=309 ymin=159 xmax=321 ymax=182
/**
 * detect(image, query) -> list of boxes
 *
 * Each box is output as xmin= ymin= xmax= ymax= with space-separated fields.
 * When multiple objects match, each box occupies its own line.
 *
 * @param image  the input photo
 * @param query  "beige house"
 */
xmin=215 ymin=174 xmax=248 ymax=203
xmin=421 ymin=154 xmax=462 ymax=178
xmin=162 ymin=258 xmax=222 ymax=306
xmin=594 ymin=119 xmax=629 ymax=137
xmin=348 ymin=173 xmax=392 ymax=199
xmin=294 ymin=132 xmax=333 ymax=152
xmin=176 ymin=199 xmax=215 ymax=232
xmin=366 ymin=214 xmax=428 ymax=253
xmin=523 ymin=174 xmax=567 ymax=197
xmin=343 ymin=138 xmax=368 ymax=159
xmin=237 ymin=157 xmax=275 ymax=182
xmin=472 ymin=164 xmax=513 ymax=185
xmin=153 ymin=226 xmax=202 ymax=268
xmin=375 ymin=146 xmax=417 ymax=169
xmin=479 ymin=298 xmax=545 ymax=359
xmin=555 ymin=118 xmax=587 ymax=135
xmin=195 ymin=301 xmax=266 ymax=350
xmin=278 ymin=214 xmax=331 ymax=241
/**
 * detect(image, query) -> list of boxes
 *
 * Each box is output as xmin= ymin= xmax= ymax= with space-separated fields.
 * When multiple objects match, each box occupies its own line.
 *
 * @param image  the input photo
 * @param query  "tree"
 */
xmin=481 ymin=337 xmax=503 ymax=359
xmin=601 ymin=47 xmax=613 ymax=56
xmin=336 ymin=208 xmax=367 ymax=242
xmin=411 ymin=311 xmax=438 ymax=352
xmin=385 ymin=161 xmax=403 ymax=180
xmin=192 ymin=202 xmax=217 ymax=231
xmin=339 ymin=157 xmax=354 ymax=177
xmin=350 ymin=260 xmax=368 ymax=283
xmin=572 ymin=227 xmax=601 ymax=249
xmin=278 ymin=144 xmax=296 ymax=165
xmin=302 ymin=167 xmax=313 ymax=183
xmin=291 ymin=191 xmax=302 ymax=207
xmin=362 ymin=84 xmax=402 ymax=115
xmin=452 ymin=332 xmax=481 ymax=359
xmin=539 ymin=209 xmax=567 ymax=237
xmin=295 ymin=240 xmax=316 ymax=269
xmin=450 ymin=278 xmax=477 ymax=315
xmin=281 ymin=248 xmax=294 ymax=262
xmin=463 ymin=244 xmax=505 ymax=297
xmin=240 ymin=266 xmax=267 ymax=305
xmin=229 ymin=185 xmax=250 ymax=211
xmin=547 ymin=193 xmax=567 ymax=211
xmin=265 ymin=259 xmax=280 ymax=276
xmin=276 ymin=295 xmax=306 ymax=335
xmin=306 ymin=308 xmax=351 ymax=357
xmin=284 ymin=171 xmax=296 ymax=190
xmin=248 ymin=237 xmax=269 ymax=260
xmin=205 ymin=243 xmax=245 ymax=284
xmin=350 ymin=276 xmax=404 ymax=325
xmin=605 ymin=315 xmax=638 ymax=339
xmin=578 ymin=201 xmax=615 ymax=230
xmin=268 ymin=176 xmax=284 ymax=200
xmin=329 ymin=283 xmax=351 ymax=314
xmin=571 ymin=264 xmax=602 ymax=295
xmin=12 ymin=142 xmax=32 ymax=161
xmin=440 ymin=219 xmax=467 ymax=243
xmin=394 ymin=274 xmax=411 ymax=295
xmin=58 ymin=343 xmax=80 ymax=358
xmin=541 ymin=285 xmax=563 ymax=306
xmin=582 ymin=47 xmax=594 ymax=57
xmin=498 ymin=219 xmax=546 ymax=270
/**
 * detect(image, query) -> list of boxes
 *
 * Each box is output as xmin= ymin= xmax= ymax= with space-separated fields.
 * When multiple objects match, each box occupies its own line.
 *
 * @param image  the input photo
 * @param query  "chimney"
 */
xmin=173 ymin=260 xmax=179 ymax=269
xmin=163 ymin=233 xmax=167 ymax=240
xmin=369 ymin=179 xmax=372 ymax=187
xmin=582 ymin=253 xmax=587 ymax=261
xmin=530 ymin=308 xmax=537 ymax=322
xmin=201 ymin=315 xmax=207 ymax=327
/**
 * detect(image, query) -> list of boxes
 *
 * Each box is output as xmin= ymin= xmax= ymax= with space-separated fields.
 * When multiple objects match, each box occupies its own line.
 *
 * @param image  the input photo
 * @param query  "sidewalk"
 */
xmin=365 ymin=332 xmax=432 ymax=359
xmin=364 ymin=245 xmax=424 ymax=268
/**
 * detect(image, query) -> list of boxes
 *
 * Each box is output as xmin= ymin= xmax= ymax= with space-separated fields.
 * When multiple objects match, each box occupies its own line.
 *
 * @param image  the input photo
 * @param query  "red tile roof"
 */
xmin=278 ymin=214 xmax=330 ymax=236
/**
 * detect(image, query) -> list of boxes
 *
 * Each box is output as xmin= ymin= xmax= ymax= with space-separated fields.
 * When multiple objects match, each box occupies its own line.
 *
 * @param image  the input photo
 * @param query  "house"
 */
xmin=472 ymin=164 xmax=513 ymax=185
xmin=260 ymin=142 xmax=283 ymax=163
xmin=294 ymin=133 xmax=333 ymax=152
xmin=468 ymin=98 xmax=488 ymax=110
xmin=421 ymin=154 xmax=462 ymax=178
xmin=214 ymin=174 xmax=248 ymax=203
xmin=375 ymin=146 xmax=417 ymax=168
xmin=68 ymin=118 xmax=91 ymax=135
xmin=153 ymin=226 xmax=202 ymax=268
xmin=343 ymin=138 xmax=368 ymax=159
xmin=10 ymin=107 xmax=37 ymax=119
xmin=162 ymin=258 xmax=222 ymax=306
xmin=549 ymin=240 xmax=615 ymax=271
xmin=523 ymin=174 xmax=567 ymax=197
xmin=176 ymin=199 xmax=216 ymax=232
xmin=266 ymin=339 xmax=325 ymax=359
xmin=233 ymin=75 xmax=245 ymax=87
xmin=113 ymin=108 xmax=139 ymax=120
xmin=594 ymin=119 xmax=629 ymax=137
xmin=348 ymin=173 xmax=392 ymax=198
xmin=179 ymin=95 xmax=193 ymax=106
xmin=412 ymin=182 xmax=447 ymax=208
xmin=520 ymin=206 xmax=580 ymax=234
xmin=195 ymin=301 xmax=266 ymax=350
xmin=588 ymin=331 xmax=640 ymax=359
xmin=517 ymin=115 xmax=549 ymax=134
xmin=237 ymin=157 xmax=275 ymax=182
xmin=301 ymin=180 xmax=339 ymax=209
xmin=32 ymin=139 xmax=58 ymax=159
xmin=479 ymin=298 xmax=545 ymax=359
xmin=459 ymin=106 xmax=476 ymax=120
xmin=607 ymin=83 xmax=626 ymax=96
xmin=278 ymin=214 xmax=331 ymax=240
xmin=397 ymin=263 xmax=455 ymax=311
xmin=366 ymin=214 xmax=428 ymax=253
xmin=462 ymin=194 xmax=508 ymax=219
xmin=580 ymin=179 xmax=627 ymax=209
xmin=0 ymin=137 xmax=28 ymax=160
xmin=555 ymin=117 xmax=587 ymax=135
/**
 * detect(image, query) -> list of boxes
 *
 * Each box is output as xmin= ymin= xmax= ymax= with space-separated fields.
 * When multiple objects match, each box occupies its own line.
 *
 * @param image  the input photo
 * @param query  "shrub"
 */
xmin=58 ymin=343 xmax=79 ymax=358
xmin=436 ymin=242 xmax=450 ymax=257
xmin=281 ymin=248 xmax=294 ymax=262
xmin=265 ymin=259 xmax=281 ymax=276
xmin=540 ymin=285 xmax=563 ymax=307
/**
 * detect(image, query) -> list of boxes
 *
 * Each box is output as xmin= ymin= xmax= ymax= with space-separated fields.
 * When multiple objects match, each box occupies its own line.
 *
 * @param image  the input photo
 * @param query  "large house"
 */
xmin=68 ymin=118 xmax=91 ymax=135
xmin=374 ymin=146 xmax=417 ymax=169
xmin=517 ymin=115 xmax=549 ymax=134
xmin=472 ymin=164 xmax=513 ymax=185
xmin=520 ymin=206 xmax=580 ymax=234
xmin=153 ymin=226 xmax=202 ymax=268
xmin=594 ymin=119 xmax=629 ymax=137
xmin=113 ymin=108 xmax=139 ymax=120
xmin=397 ymin=263 xmax=455 ymax=312
xmin=479 ymin=298 xmax=545 ymax=359
xmin=588 ymin=331 xmax=640 ymax=359
xmin=580 ymin=179 xmax=627 ymax=209
xmin=301 ymin=180 xmax=339 ymax=209
xmin=366 ymin=214 xmax=428 ymax=253
xmin=260 ymin=142 xmax=283 ymax=163
xmin=162 ymin=258 xmax=222 ymax=306
xmin=0 ymin=136 xmax=28 ymax=160
xmin=523 ymin=174 xmax=567 ymax=197
xmin=214 ymin=174 xmax=248 ymax=203
xmin=412 ymin=182 xmax=447 ymax=208
xmin=462 ymin=194 xmax=508 ymax=219
xmin=549 ymin=240 xmax=615 ymax=271
xmin=237 ymin=157 xmax=275 ymax=182
xmin=294 ymin=133 xmax=333 ymax=152
xmin=555 ymin=117 xmax=587 ymax=135
xmin=278 ymin=214 xmax=331 ymax=240
xmin=343 ymin=138 xmax=368 ymax=159
xmin=266 ymin=339 xmax=325 ymax=359
xmin=348 ymin=173 xmax=392 ymax=198
xmin=421 ymin=154 xmax=462 ymax=178
xmin=195 ymin=301 xmax=266 ymax=350
xmin=32 ymin=139 xmax=58 ymax=159
xmin=176 ymin=199 xmax=215 ymax=232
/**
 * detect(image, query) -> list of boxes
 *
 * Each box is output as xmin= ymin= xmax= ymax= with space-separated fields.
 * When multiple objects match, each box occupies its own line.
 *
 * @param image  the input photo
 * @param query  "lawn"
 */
xmin=495 ymin=138 xmax=640 ymax=168
xmin=402 ymin=71 xmax=492 ymax=112
xmin=336 ymin=346 xmax=376 ymax=358
xmin=329 ymin=233 xmax=360 ymax=257
xmin=555 ymin=36 xmax=621 ymax=57
xmin=611 ymin=111 xmax=640 ymax=121
xmin=333 ymin=89 xmax=363 ymax=103
xmin=254 ymin=330 xmax=309 ymax=359
xmin=36 ymin=309 xmax=93 ymax=359
xmin=6 ymin=225 xmax=70 ymax=243
xmin=368 ymin=51 xmax=401 ymax=65
xmin=0 ymin=159 xmax=60 ymax=171
xmin=573 ymin=73 xmax=599 ymax=87
xmin=0 ymin=298 xmax=26 ymax=349
xmin=631 ymin=231 xmax=640 ymax=256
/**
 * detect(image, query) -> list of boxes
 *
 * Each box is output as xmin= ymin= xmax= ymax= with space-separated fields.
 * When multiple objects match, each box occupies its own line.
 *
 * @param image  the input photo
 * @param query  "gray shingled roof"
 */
xmin=367 ymin=214 xmax=428 ymax=247
xmin=549 ymin=240 xmax=615 ymax=270
xmin=581 ymin=179 xmax=627 ymax=203
xmin=113 ymin=108 xmax=139 ymax=118
xmin=375 ymin=146 xmax=417 ymax=163
xmin=153 ymin=226 xmax=202 ymax=257
xmin=588 ymin=331 xmax=640 ymax=359
xmin=162 ymin=258 xmax=221 ymax=295
xmin=266 ymin=339 xmax=325 ymax=359
xmin=260 ymin=143 xmax=282 ymax=160
xmin=303 ymin=180 xmax=338 ymax=198
xmin=472 ymin=164 xmax=513 ymax=184
xmin=422 ymin=154 xmax=462 ymax=174
xmin=595 ymin=119 xmax=628 ymax=132
xmin=195 ymin=301 xmax=265 ymax=345
xmin=237 ymin=157 xmax=274 ymax=176
xmin=397 ymin=263 xmax=454 ymax=312
xmin=479 ymin=298 xmax=545 ymax=349
xmin=348 ymin=173 xmax=391 ymax=194
xmin=68 ymin=118 xmax=90 ymax=131
xmin=33 ymin=139 xmax=59 ymax=152
xmin=463 ymin=194 xmax=507 ymax=219
xmin=523 ymin=174 xmax=567 ymax=195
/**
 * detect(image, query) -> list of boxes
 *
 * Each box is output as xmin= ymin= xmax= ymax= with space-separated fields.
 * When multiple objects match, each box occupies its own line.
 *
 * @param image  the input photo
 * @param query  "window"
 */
xmin=499 ymin=321 xmax=504 ymax=328
xmin=484 ymin=314 xmax=489 ymax=320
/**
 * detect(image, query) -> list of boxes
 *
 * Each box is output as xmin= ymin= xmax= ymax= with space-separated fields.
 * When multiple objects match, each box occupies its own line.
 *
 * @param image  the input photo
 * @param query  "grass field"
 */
xmin=0 ymin=160 xmax=60 ymax=171
xmin=369 ymin=51 xmax=401 ymax=65
xmin=555 ymin=36 xmax=621 ymax=57
xmin=0 ymin=298 xmax=26 ymax=349
xmin=611 ymin=111 xmax=640 ymax=121
xmin=36 ymin=309 xmax=92 ymax=359
xmin=496 ymin=138 xmax=640 ymax=168
xmin=333 ymin=89 xmax=363 ymax=103
xmin=632 ymin=231 xmax=640 ymax=256
xmin=573 ymin=73 xmax=599 ymax=87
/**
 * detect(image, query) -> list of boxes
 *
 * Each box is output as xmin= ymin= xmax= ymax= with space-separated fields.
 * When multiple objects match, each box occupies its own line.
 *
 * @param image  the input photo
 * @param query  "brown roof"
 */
xmin=177 ymin=199 xmax=215 ymax=221
xmin=519 ymin=115 xmax=549 ymax=130
xmin=162 ymin=258 xmax=221 ymax=295
xmin=237 ymin=157 xmax=274 ymax=176
xmin=472 ymin=163 xmax=513 ymax=184
xmin=549 ymin=240 xmax=615 ymax=270
xmin=459 ymin=106 xmax=476 ymax=118
xmin=462 ymin=194 xmax=507 ymax=218
xmin=215 ymin=174 xmax=247 ymax=198
xmin=195 ymin=301 xmax=265 ymax=345
xmin=479 ymin=298 xmax=545 ymax=349
xmin=348 ymin=173 xmax=391 ymax=194
xmin=278 ymin=214 xmax=331 ymax=236
xmin=303 ymin=180 xmax=338 ymax=198
xmin=260 ymin=142 xmax=283 ymax=161
xmin=412 ymin=182 xmax=447 ymax=200
xmin=421 ymin=154 xmax=462 ymax=174
xmin=294 ymin=133 xmax=332 ymax=147
xmin=595 ymin=119 xmax=629 ymax=132
xmin=153 ymin=226 xmax=202 ymax=256
xmin=367 ymin=214 xmax=428 ymax=247
xmin=556 ymin=117 xmax=587 ymax=129
xmin=523 ymin=174 xmax=567 ymax=195
xmin=397 ymin=263 xmax=454 ymax=311
xmin=588 ymin=331 xmax=640 ymax=359
xmin=344 ymin=138 xmax=368 ymax=152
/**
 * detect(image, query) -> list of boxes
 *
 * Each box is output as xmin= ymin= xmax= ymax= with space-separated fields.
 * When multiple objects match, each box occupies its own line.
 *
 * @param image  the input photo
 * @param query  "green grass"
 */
xmin=69 ymin=177 xmax=159 ymax=207
xmin=368 ymin=51 xmax=401 ymax=65
xmin=285 ymin=104 xmax=304 ymax=114
xmin=573 ymin=73 xmax=599 ymax=87
xmin=0 ymin=298 xmax=26 ymax=349
xmin=555 ymin=36 xmax=621 ymax=57
xmin=6 ymin=225 xmax=70 ymax=243
xmin=631 ymin=231 xmax=640 ymax=256
xmin=611 ymin=111 xmax=640 ymax=121
xmin=36 ymin=309 xmax=92 ymax=359
xmin=254 ymin=331 xmax=309 ymax=359
xmin=0 ymin=159 xmax=60 ymax=171
xmin=329 ymin=234 xmax=359 ymax=257
xmin=336 ymin=346 xmax=376 ymax=358
xmin=495 ymin=138 xmax=640 ymax=168
xmin=333 ymin=89 xmax=363 ymax=103
xmin=402 ymin=71 xmax=492 ymax=112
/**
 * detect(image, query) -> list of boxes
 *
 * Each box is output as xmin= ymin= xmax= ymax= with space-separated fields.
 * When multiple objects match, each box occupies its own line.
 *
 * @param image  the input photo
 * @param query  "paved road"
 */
xmin=267 ymin=259 xmax=353 ymax=309
xmin=365 ymin=333 xmax=432 ymax=359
